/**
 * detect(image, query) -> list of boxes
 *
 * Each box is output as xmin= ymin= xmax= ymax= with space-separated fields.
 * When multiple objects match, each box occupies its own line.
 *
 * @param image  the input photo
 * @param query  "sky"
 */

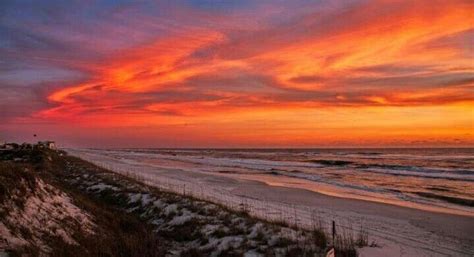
xmin=0 ymin=0 xmax=473 ymax=148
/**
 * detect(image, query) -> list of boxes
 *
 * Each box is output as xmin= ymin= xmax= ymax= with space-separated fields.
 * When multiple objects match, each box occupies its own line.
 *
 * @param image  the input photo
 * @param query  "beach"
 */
xmin=69 ymin=148 xmax=474 ymax=256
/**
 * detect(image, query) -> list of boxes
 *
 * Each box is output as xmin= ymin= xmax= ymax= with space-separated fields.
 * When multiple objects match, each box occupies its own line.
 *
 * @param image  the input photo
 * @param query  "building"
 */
xmin=37 ymin=141 xmax=57 ymax=150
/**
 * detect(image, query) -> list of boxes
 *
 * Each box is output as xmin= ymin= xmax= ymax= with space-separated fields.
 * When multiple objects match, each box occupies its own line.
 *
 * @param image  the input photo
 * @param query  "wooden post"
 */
xmin=332 ymin=220 xmax=336 ymax=245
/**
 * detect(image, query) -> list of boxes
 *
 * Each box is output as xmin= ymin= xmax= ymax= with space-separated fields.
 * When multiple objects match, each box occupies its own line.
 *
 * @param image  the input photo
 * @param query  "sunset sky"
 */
xmin=1 ymin=0 xmax=473 ymax=148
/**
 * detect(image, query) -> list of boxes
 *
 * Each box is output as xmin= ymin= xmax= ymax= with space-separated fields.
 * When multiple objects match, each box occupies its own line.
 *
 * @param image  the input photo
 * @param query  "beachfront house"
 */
xmin=38 ymin=141 xmax=57 ymax=150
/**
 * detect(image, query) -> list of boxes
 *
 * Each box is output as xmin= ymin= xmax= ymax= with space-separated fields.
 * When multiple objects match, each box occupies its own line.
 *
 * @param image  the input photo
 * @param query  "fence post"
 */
xmin=332 ymin=220 xmax=336 ymax=245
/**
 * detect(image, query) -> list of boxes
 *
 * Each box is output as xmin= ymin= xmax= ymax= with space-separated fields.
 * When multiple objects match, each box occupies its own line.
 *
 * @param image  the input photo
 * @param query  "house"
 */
xmin=37 ymin=141 xmax=57 ymax=150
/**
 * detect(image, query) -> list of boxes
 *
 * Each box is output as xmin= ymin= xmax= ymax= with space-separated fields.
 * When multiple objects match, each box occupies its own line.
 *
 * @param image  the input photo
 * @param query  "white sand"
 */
xmin=0 ymin=178 xmax=95 ymax=252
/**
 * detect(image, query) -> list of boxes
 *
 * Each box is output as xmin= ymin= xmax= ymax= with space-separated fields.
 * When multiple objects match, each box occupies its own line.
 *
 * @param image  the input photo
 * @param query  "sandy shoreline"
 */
xmin=233 ymin=176 xmax=474 ymax=241
xmin=224 ymin=173 xmax=474 ymax=217
xmin=69 ymin=149 xmax=474 ymax=256
xmin=231 ymin=176 xmax=474 ymax=238
xmin=164 ymin=168 xmax=474 ymax=256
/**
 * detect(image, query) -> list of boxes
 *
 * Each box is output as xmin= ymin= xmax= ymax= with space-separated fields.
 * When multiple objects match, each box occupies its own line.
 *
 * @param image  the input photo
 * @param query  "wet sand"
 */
xmin=231 ymin=178 xmax=474 ymax=241
xmin=154 ymin=167 xmax=474 ymax=256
